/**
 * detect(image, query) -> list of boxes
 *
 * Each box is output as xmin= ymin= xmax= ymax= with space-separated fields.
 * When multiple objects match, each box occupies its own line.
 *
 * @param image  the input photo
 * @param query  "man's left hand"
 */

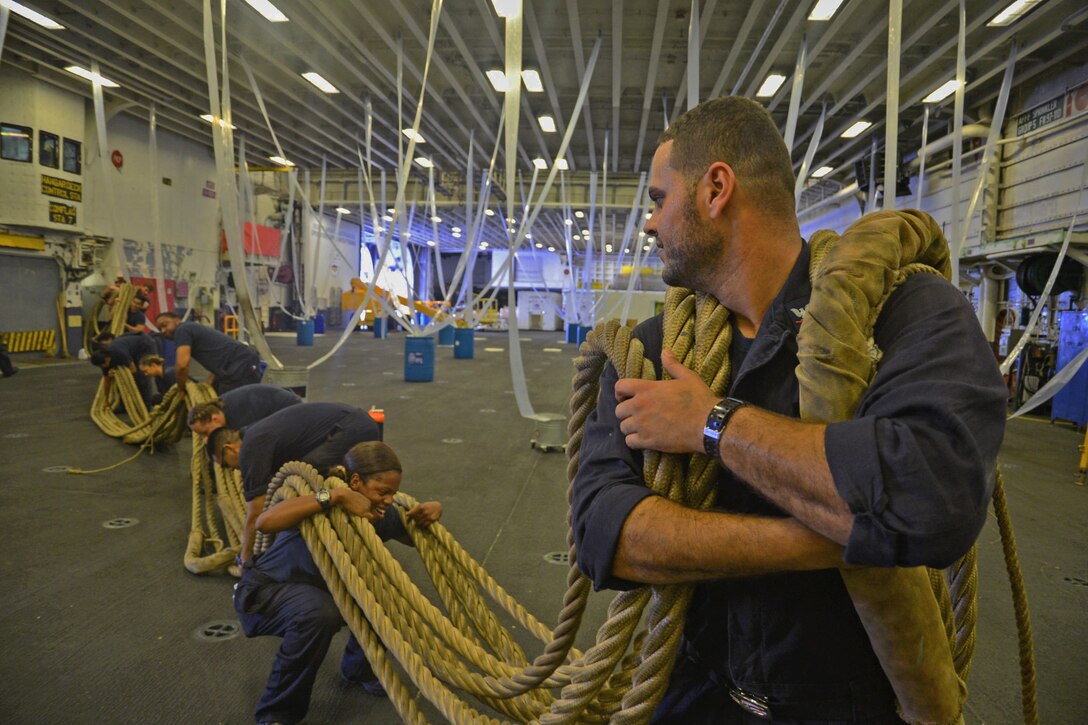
xmin=614 ymin=349 xmax=718 ymax=454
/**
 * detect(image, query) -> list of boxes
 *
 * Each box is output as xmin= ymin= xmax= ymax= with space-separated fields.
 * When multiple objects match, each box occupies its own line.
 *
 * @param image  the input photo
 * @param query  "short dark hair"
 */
xmin=659 ymin=96 xmax=795 ymax=217
xmin=155 ymin=311 xmax=180 ymax=324
xmin=188 ymin=400 xmax=225 ymax=428
xmin=208 ymin=426 xmax=240 ymax=460
xmin=90 ymin=350 xmax=110 ymax=367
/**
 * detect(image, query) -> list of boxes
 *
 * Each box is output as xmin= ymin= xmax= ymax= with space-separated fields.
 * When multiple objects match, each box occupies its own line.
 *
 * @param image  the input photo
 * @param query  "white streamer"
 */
xmin=1008 ymin=345 xmax=1088 ymax=419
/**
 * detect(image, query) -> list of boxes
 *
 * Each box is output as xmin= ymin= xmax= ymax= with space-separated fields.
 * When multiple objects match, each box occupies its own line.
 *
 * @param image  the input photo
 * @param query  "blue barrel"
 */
xmin=565 ymin=322 xmax=578 ymax=344
xmin=437 ymin=325 xmax=456 ymax=346
xmin=373 ymin=317 xmax=388 ymax=338
xmin=313 ymin=313 xmax=325 ymax=334
xmin=404 ymin=335 xmax=435 ymax=382
xmin=576 ymin=324 xmax=592 ymax=345
xmin=296 ymin=318 xmax=315 ymax=346
xmin=453 ymin=327 xmax=475 ymax=359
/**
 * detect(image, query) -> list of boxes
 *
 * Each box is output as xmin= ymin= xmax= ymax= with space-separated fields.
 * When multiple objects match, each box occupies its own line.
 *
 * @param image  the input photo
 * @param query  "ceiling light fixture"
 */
xmin=810 ymin=166 xmax=834 ymax=178
xmin=525 ymin=233 xmax=532 ymax=239
xmin=988 ymin=0 xmax=1044 ymax=26
xmin=923 ymin=79 xmax=960 ymax=104
xmin=573 ymin=235 xmax=581 ymax=241
xmin=427 ymin=240 xmax=436 ymax=246
xmin=538 ymin=115 xmax=557 ymax=133
xmin=605 ymin=244 xmax=613 ymax=252
xmin=522 ymin=69 xmax=544 ymax=92
xmin=532 ymin=157 xmax=548 ymax=170
xmin=401 ymin=128 xmax=426 ymax=143
xmin=574 ymin=210 xmax=584 ymax=218
xmin=269 ymin=155 xmax=294 ymax=167
xmin=301 ymin=71 xmax=339 ymax=93
xmin=452 ymin=231 xmax=462 ymax=238
xmin=65 ymin=65 xmax=119 ymax=87
xmin=451 ymin=226 xmax=462 ymax=233
xmin=507 ymin=217 xmax=517 ymax=224
xmin=564 ymin=219 xmax=573 ymax=226
xmin=199 ymin=114 xmax=236 ymax=129
xmin=2 ymin=0 xmax=64 ymax=29
xmin=535 ymin=242 xmax=544 ymax=249
xmin=484 ymin=208 xmax=496 ymax=216
xmin=486 ymin=69 xmax=509 ymax=92
xmin=431 ymin=215 xmax=442 ymax=223
xmin=555 ymin=158 xmax=569 ymax=170
xmin=547 ymin=246 xmax=556 ymax=252
xmin=336 ymin=207 xmax=351 ymax=214
xmin=382 ymin=214 xmax=394 ymax=222
xmin=243 ymin=0 xmax=289 ymax=22
xmin=415 ymin=157 xmax=435 ymax=168
xmin=756 ymin=73 xmax=787 ymax=98
xmin=644 ymin=212 xmax=652 ymax=220
xmin=840 ymin=120 xmax=872 ymax=138
xmin=807 ymin=0 xmax=846 ymax=21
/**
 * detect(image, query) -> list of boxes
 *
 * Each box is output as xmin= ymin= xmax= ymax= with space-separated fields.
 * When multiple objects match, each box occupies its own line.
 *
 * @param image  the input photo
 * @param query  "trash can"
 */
xmin=313 ymin=313 xmax=325 ymax=334
xmin=453 ymin=327 xmax=475 ymax=359
xmin=565 ymin=322 xmax=578 ymax=344
xmin=404 ymin=335 xmax=435 ymax=382
xmin=296 ymin=318 xmax=315 ymax=346
xmin=263 ymin=365 xmax=310 ymax=400
xmin=374 ymin=317 xmax=388 ymax=338
xmin=576 ymin=324 xmax=592 ymax=345
xmin=437 ymin=325 xmax=456 ymax=347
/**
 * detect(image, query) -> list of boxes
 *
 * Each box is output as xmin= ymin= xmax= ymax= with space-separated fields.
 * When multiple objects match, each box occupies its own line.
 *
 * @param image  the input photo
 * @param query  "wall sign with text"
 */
xmin=41 ymin=174 xmax=83 ymax=202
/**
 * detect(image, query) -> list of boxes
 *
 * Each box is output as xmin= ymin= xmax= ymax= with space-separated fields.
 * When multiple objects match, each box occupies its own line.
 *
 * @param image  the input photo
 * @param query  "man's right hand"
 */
xmin=335 ymin=488 xmax=376 ymax=520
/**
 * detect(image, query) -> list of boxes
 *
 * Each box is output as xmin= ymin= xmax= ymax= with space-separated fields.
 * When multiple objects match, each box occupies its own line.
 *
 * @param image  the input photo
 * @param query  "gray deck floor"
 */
xmin=0 ymin=329 xmax=1085 ymax=724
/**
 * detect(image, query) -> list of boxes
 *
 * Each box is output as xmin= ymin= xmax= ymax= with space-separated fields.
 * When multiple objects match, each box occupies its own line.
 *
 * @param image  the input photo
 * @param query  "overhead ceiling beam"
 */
xmin=741 ymin=0 xmax=810 ymax=99
xmin=610 ymin=0 xmax=622 ymax=171
xmin=631 ymin=0 xmax=671 ymax=173
xmin=565 ymin=0 xmax=596 ymax=170
xmin=671 ymin=0 xmax=717 ymax=116
xmin=708 ymin=0 xmax=767 ymax=98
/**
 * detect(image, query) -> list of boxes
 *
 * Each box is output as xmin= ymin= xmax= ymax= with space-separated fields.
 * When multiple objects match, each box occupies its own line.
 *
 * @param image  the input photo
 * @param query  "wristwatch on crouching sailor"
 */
xmin=316 ymin=488 xmax=332 ymax=512
xmin=703 ymin=397 xmax=748 ymax=464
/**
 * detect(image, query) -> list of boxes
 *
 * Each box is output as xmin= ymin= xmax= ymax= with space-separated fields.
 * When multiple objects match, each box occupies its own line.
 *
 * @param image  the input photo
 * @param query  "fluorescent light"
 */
xmin=451 ymin=226 xmax=462 ymax=233
xmin=426 ymin=240 xmax=436 ymax=246
xmin=535 ymin=242 xmax=544 ymax=249
xmin=808 ymin=0 xmax=846 ymax=21
xmin=269 ymin=155 xmax=294 ymax=167
xmin=382 ymin=214 xmax=394 ymax=222
xmin=605 ymin=244 xmax=613 ymax=252
xmin=644 ymin=212 xmax=652 ymax=220
xmin=431 ymin=215 xmax=442 ymax=223
xmin=403 ymin=231 xmax=411 ymax=238
xmin=923 ymin=79 xmax=960 ymax=104
xmin=375 ymin=226 xmax=386 ymax=233
xmin=573 ymin=235 xmax=581 ymax=241
xmin=507 ymin=217 xmax=517 ymax=224
xmin=491 ymin=0 xmax=521 ymax=18
xmin=624 ymin=248 xmax=630 ymax=254
xmin=564 ymin=219 xmax=573 ymax=226
xmin=65 ymin=66 xmax=119 ymax=88
xmin=756 ymin=73 xmax=787 ymax=98
xmin=547 ymin=246 xmax=556 ymax=252
xmin=538 ymin=115 xmax=557 ymax=133
xmin=485 ymin=208 xmax=496 ymax=216
xmin=415 ymin=157 xmax=435 ymax=168
xmin=452 ymin=232 xmax=462 ymax=238
xmin=336 ymin=207 xmax=351 ymax=214
xmin=243 ymin=0 xmax=289 ymax=22
xmin=532 ymin=157 xmax=548 ymax=170
xmin=988 ymin=0 xmax=1044 ymax=26
xmin=556 ymin=158 xmax=569 ymax=170
xmin=522 ymin=69 xmax=544 ymax=92
xmin=401 ymin=128 xmax=426 ymax=143
xmin=199 ymin=114 xmax=236 ymax=129
xmin=525 ymin=233 xmax=532 ymax=239
xmin=479 ymin=242 xmax=489 ymax=249
xmin=811 ymin=166 xmax=833 ymax=178
xmin=486 ymin=70 xmax=509 ymax=92
xmin=2 ymin=1 xmax=64 ymax=29
xmin=301 ymin=72 xmax=339 ymax=93
xmin=574 ymin=210 xmax=584 ymax=218
xmin=840 ymin=120 xmax=872 ymax=138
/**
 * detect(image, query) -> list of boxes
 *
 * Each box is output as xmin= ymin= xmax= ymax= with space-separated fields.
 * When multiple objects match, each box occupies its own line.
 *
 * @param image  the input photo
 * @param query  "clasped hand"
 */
xmin=614 ymin=349 xmax=718 ymax=454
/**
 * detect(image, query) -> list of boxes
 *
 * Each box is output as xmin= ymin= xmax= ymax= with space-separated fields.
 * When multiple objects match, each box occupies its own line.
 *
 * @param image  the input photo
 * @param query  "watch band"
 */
xmin=316 ymin=488 xmax=332 ymax=512
xmin=703 ymin=397 xmax=748 ymax=462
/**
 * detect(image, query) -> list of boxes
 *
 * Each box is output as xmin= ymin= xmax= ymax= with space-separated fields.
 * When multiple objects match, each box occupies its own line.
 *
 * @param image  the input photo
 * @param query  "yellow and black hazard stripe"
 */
xmin=1 ymin=330 xmax=56 ymax=353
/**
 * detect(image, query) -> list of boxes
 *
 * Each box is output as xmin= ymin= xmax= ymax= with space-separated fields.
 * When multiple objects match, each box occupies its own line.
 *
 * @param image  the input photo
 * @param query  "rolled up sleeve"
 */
xmin=825 ymin=275 xmax=1006 ymax=569
xmin=572 ymin=362 xmax=655 ymax=591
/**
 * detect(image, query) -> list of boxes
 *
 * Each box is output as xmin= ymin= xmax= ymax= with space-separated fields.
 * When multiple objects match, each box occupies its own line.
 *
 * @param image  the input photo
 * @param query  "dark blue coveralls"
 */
xmin=572 ymin=245 xmax=1008 ymax=723
xmin=103 ymin=332 xmax=161 ymax=407
xmin=234 ymin=508 xmax=406 ymax=725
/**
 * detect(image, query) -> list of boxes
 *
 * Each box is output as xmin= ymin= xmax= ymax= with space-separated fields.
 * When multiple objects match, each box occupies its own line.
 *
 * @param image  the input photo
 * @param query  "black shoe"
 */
xmin=1 ymin=368 xmax=16 ymax=378
xmin=342 ymin=673 xmax=387 ymax=697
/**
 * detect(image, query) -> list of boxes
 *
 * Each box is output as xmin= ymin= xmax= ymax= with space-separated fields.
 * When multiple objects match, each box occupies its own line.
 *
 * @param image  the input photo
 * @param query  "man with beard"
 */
xmin=571 ymin=97 xmax=1006 ymax=723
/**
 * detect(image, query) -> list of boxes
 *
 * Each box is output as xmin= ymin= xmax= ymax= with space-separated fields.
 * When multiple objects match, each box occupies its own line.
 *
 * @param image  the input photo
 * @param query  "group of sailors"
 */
xmin=89 ymin=283 xmax=440 ymax=725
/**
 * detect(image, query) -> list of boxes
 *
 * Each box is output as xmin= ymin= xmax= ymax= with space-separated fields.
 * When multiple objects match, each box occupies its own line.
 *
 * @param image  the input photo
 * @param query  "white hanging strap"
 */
xmin=1009 ymin=345 xmax=1088 ymax=419
xmin=782 ymin=32 xmax=807 ymax=154
xmin=915 ymin=105 xmax=930 ymax=209
xmin=148 ymin=103 xmax=169 ymax=316
xmin=957 ymin=41 xmax=1017 ymax=251
xmin=883 ymin=0 xmax=903 ymax=211
xmin=90 ymin=60 xmax=124 ymax=279
xmin=0 ymin=5 xmax=9 ymax=62
xmin=866 ymin=137 xmax=879 ymax=213
xmin=795 ymin=102 xmax=826 ymax=208
xmin=686 ymin=0 xmax=700 ymax=111
xmin=949 ymin=0 xmax=967 ymax=282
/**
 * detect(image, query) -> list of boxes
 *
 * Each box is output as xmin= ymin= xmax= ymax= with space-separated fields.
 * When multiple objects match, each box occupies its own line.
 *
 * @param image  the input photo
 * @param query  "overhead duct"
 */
xmin=907 ymin=124 xmax=989 ymax=169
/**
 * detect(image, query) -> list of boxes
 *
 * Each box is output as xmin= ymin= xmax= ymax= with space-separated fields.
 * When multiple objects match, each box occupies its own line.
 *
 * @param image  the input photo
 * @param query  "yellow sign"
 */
xmin=41 ymin=174 xmax=83 ymax=202
xmin=49 ymin=202 xmax=77 ymax=225
xmin=0 ymin=232 xmax=45 ymax=251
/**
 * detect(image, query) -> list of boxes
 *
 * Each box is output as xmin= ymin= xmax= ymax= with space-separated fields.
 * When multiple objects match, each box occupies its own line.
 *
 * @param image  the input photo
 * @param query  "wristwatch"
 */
xmin=315 ymin=488 xmax=332 ymax=512
xmin=703 ymin=397 xmax=748 ymax=463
